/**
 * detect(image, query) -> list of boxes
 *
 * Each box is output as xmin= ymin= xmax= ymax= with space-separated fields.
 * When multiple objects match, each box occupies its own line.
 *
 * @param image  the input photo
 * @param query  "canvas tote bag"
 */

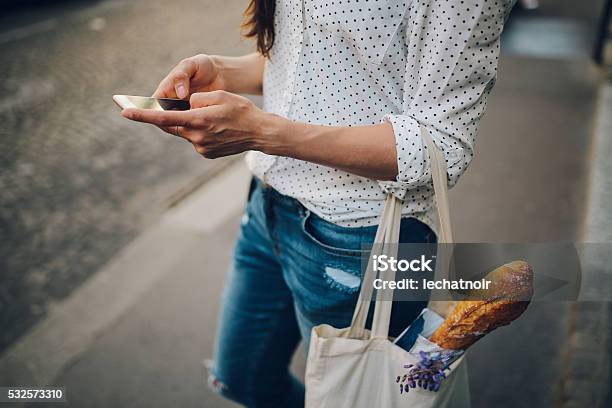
xmin=305 ymin=126 xmax=470 ymax=408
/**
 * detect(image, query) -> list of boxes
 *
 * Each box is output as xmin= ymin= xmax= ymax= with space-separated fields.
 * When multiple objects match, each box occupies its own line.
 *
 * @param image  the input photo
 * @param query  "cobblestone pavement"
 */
xmin=0 ymin=0 xmax=253 ymax=352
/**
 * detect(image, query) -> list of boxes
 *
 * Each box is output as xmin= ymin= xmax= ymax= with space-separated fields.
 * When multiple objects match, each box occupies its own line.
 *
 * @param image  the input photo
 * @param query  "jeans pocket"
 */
xmin=300 ymin=210 xmax=373 ymax=258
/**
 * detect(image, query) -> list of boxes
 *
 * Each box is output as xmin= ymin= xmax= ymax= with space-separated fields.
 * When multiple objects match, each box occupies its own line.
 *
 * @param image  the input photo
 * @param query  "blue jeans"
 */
xmin=210 ymin=178 xmax=436 ymax=407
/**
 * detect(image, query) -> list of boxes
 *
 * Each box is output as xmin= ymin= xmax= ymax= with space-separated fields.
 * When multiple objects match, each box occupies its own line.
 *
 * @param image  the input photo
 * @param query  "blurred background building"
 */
xmin=0 ymin=0 xmax=611 ymax=407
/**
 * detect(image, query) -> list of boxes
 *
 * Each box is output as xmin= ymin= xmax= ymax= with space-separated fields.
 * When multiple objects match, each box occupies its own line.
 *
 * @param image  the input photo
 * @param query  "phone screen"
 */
xmin=113 ymin=95 xmax=190 ymax=111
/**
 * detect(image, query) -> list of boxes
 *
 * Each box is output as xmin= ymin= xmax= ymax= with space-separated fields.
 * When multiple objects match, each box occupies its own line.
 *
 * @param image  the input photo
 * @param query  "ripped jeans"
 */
xmin=209 ymin=178 xmax=436 ymax=407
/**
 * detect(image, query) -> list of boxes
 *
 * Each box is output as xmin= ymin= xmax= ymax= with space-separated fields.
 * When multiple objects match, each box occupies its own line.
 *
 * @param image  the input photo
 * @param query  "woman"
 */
xmin=123 ymin=0 xmax=512 ymax=406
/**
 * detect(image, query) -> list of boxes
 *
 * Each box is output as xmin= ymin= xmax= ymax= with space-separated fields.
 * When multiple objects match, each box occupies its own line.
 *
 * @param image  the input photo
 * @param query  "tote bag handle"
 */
xmin=348 ymin=125 xmax=453 ymax=339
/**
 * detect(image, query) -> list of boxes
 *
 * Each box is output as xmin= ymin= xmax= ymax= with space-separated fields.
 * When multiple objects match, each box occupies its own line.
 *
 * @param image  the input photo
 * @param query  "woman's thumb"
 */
xmin=175 ymin=79 xmax=189 ymax=99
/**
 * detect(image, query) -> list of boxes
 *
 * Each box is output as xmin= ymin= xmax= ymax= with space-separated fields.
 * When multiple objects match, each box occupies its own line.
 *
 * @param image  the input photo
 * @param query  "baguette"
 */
xmin=429 ymin=260 xmax=533 ymax=350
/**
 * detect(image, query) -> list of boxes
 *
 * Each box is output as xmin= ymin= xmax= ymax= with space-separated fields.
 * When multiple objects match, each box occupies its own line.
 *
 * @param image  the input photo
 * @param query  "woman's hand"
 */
xmin=153 ymin=54 xmax=225 ymax=100
xmin=153 ymin=53 xmax=265 ymax=99
xmin=123 ymin=89 xmax=398 ymax=179
xmin=123 ymin=88 xmax=399 ymax=180
xmin=122 ymin=90 xmax=287 ymax=158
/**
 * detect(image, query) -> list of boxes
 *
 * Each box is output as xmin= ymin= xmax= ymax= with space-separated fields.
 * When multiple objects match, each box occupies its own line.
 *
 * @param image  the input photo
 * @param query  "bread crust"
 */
xmin=429 ymin=261 xmax=533 ymax=350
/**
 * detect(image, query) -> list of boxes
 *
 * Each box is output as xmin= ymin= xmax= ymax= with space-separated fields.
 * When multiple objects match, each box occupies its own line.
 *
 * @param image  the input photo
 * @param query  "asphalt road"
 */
xmin=0 ymin=0 xmax=253 ymax=352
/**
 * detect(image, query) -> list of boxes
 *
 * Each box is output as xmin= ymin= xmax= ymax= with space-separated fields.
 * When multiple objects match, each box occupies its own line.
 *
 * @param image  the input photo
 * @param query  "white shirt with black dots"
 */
xmin=246 ymin=0 xmax=514 ymax=228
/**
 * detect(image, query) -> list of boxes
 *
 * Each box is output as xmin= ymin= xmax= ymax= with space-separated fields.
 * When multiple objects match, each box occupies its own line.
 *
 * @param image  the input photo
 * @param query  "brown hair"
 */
xmin=242 ymin=0 xmax=276 ymax=57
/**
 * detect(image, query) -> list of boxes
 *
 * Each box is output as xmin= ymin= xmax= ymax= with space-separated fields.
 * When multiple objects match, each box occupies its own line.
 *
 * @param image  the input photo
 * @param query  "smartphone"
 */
xmin=113 ymin=95 xmax=190 ymax=111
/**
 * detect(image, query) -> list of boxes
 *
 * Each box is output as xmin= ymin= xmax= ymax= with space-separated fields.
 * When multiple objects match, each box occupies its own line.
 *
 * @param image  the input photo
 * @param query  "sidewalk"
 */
xmin=52 ymin=163 xmax=253 ymax=408
xmin=0 ymin=162 xmax=253 ymax=407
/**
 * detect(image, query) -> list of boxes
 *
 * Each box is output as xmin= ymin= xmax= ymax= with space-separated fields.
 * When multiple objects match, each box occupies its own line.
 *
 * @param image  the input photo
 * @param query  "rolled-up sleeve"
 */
xmin=379 ymin=0 xmax=511 ymax=199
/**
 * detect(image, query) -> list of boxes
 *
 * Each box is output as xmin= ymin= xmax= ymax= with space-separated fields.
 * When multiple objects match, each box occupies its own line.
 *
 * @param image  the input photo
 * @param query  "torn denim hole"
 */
xmin=324 ymin=266 xmax=361 ymax=293
xmin=203 ymin=358 xmax=227 ymax=394
xmin=240 ymin=212 xmax=249 ymax=226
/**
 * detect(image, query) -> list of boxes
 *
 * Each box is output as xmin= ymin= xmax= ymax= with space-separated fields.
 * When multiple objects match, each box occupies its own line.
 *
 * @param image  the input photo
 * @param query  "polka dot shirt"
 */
xmin=246 ymin=0 xmax=513 ymax=227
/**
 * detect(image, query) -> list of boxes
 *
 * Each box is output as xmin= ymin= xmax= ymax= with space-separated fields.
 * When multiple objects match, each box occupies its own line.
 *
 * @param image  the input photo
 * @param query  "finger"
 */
xmin=152 ymin=77 xmax=176 ymax=98
xmin=175 ymin=125 xmax=195 ymax=141
xmin=190 ymin=90 xmax=232 ymax=108
xmin=157 ymin=125 xmax=188 ymax=139
xmin=174 ymin=73 xmax=189 ymax=100
xmin=174 ymin=59 xmax=197 ymax=99
xmin=122 ymin=108 xmax=193 ymax=127
xmin=192 ymin=143 xmax=208 ymax=156
xmin=153 ymin=71 xmax=181 ymax=98
xmin=152 ymin=59 xmax=197 ymax=99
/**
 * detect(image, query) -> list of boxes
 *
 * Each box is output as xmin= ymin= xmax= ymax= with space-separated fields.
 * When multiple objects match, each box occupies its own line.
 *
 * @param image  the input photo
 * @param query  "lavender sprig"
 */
xmin=396 ymin=350 xmax=462 ymax=394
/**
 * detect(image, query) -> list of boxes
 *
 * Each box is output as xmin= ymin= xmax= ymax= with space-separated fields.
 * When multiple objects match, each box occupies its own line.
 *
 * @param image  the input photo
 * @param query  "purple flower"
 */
xmin=397 ymin=350 xmax=463 ymax=395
